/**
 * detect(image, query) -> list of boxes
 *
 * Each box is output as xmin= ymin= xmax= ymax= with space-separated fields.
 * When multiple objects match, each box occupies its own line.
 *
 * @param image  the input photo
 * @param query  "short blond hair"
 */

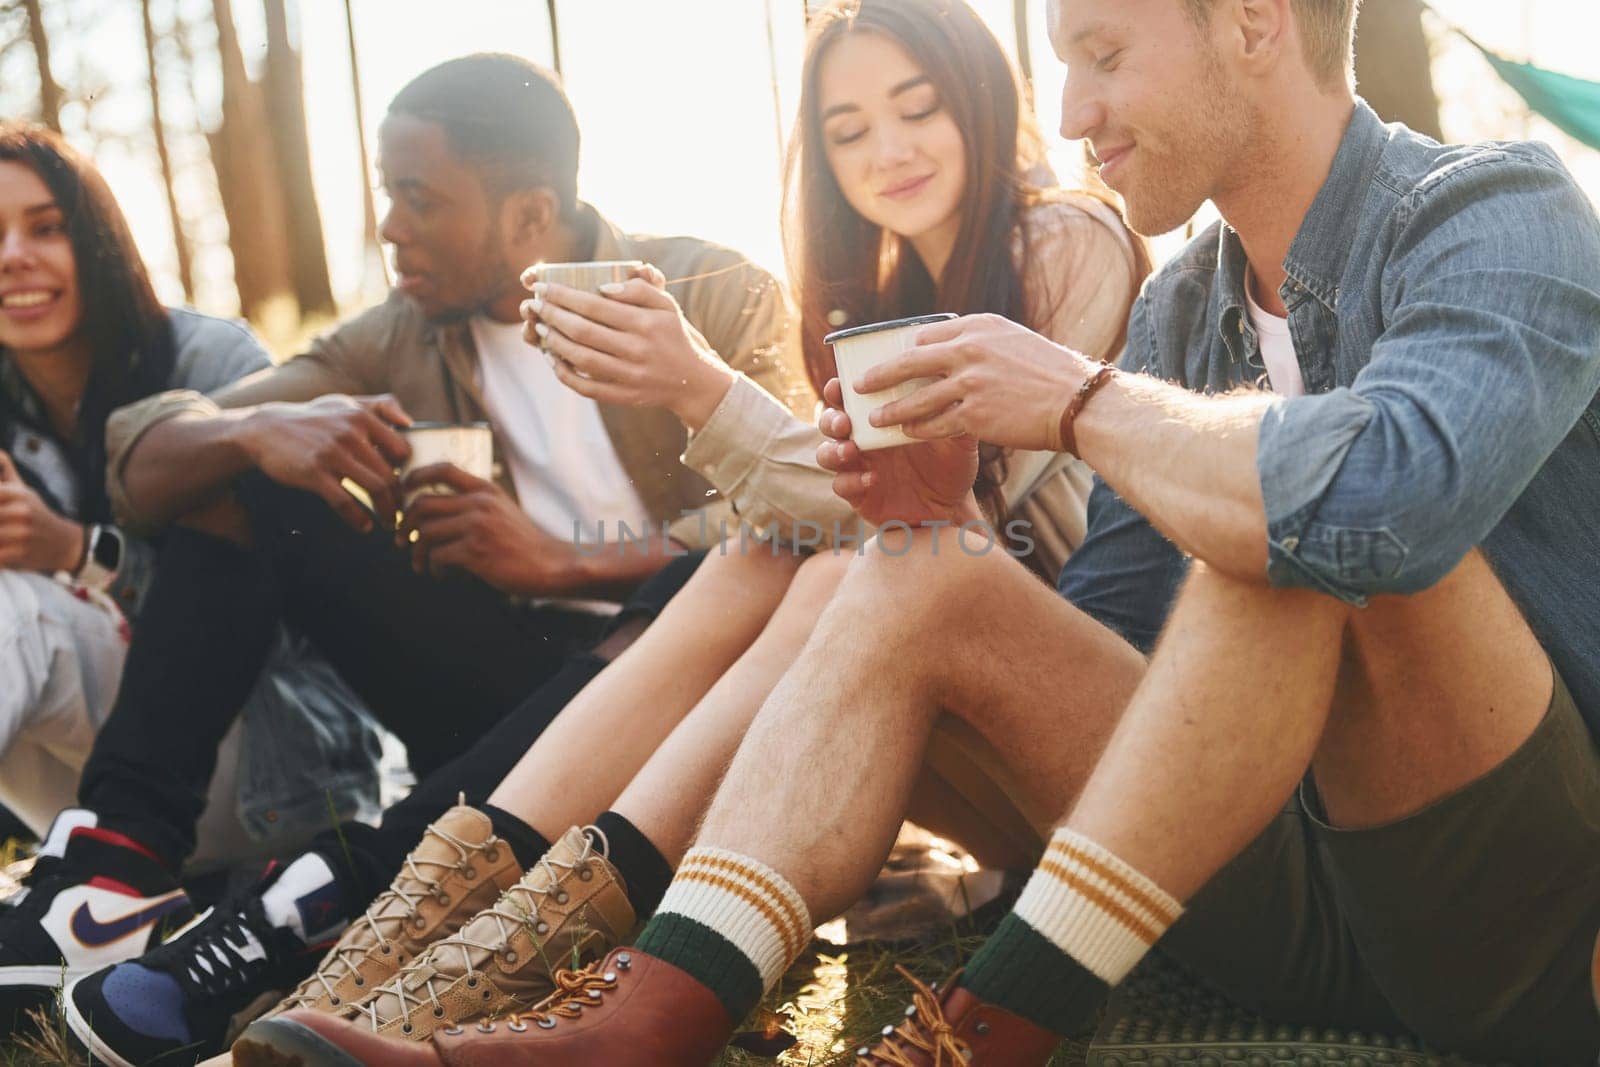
xmin=1185 ymin=0 xmax=1361 ymax=88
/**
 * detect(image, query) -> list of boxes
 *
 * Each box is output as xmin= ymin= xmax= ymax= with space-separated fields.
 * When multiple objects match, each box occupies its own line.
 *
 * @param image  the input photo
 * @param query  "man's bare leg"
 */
xmin=484 ymin=547 xmax=802 ymax=831
xmin=692 ymin=531 xmax=1146 ymax=922
xmin=944 ymin=550 xmax=1573 ymax=1054
xmin=609 ymin=551 xmax=853 ymax=863
xmin=1069 ymin=550 xmax=1547 ymax=898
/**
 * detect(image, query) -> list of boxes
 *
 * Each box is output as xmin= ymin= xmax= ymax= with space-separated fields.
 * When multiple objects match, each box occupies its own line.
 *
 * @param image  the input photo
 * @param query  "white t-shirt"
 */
xmin=470 ymin=316 xmax=654 ymax=609
xmin=1244 ymin=276 xmax=1305 ymax=398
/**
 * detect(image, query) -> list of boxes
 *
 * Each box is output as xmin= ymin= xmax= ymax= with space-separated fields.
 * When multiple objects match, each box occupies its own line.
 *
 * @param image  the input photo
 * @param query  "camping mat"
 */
xmin=1088 ymin=955 xmax=1504 ymax=1067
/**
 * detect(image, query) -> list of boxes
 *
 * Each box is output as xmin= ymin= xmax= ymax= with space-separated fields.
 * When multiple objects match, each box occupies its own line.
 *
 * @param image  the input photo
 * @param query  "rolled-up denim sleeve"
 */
xmin=1259 ymin=154 xmax=1600 ymax=602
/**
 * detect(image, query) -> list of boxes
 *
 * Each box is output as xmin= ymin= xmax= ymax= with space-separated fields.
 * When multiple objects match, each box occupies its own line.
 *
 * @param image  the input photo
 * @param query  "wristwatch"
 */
xmin=79 ymin=523 xmax=125 ymax=591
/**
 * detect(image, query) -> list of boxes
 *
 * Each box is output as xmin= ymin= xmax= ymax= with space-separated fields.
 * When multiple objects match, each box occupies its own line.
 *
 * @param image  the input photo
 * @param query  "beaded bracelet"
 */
xmin=1058 ymin=364 xmax=1117 ymax=458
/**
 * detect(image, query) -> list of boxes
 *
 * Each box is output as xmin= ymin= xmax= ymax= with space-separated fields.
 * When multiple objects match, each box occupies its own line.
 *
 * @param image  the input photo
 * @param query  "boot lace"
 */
xmin=857 ymin=967 xmax=971 ymax=1066
xmin=480 ymin=963 xmax=619 ymax=1034
xmin=280 ymin=819 xmax=500 ymax=1011
xmin=352 ymin=826 xmax=607 ymax=1031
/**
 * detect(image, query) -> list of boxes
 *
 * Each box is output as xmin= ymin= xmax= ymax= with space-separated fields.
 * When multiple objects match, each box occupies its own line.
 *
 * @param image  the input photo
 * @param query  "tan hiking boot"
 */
xmin=330 ymin=825 xmax=634 ymax=1043
xmin=262 ymin=806 xmax=522 ymax=1022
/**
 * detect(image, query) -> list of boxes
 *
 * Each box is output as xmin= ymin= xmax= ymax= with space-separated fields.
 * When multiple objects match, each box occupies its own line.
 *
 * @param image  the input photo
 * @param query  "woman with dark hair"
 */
xmin=0 ymin=123 xmax=379 ymax=854
xmin=212 ymin=2 xmax=1149 ymax=1061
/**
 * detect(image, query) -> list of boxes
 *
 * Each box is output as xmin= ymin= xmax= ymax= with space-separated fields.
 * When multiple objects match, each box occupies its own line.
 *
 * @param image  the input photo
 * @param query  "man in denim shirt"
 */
xmin=381 ymin=1 xmax=1600 ymax=1064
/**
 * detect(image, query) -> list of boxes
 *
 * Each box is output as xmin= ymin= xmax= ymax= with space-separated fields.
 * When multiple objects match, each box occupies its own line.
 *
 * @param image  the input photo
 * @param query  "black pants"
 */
xmin=80 ymin=474 xmax=699 ymax=869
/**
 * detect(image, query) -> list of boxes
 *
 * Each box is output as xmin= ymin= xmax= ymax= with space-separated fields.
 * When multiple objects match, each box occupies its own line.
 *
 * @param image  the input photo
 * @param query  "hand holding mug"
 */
xmin=519 ymin=262 xmax=735 ymax=431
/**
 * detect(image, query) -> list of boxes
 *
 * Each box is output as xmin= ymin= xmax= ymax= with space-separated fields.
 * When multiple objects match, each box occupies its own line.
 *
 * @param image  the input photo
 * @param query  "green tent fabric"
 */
xmin=1472 ymin=42 xmax=1600 ymax=151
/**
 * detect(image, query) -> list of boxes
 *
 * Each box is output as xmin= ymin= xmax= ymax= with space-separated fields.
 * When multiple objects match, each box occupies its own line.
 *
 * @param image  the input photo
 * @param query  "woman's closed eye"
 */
xmin=902 ymin=104 xmax=941 ymax=122
xmin=828 ymin=125 xmax=869 ymax=147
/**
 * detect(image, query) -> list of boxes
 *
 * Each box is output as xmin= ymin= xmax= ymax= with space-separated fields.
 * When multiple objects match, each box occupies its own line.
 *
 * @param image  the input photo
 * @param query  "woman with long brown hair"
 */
xmin=218 ymin=3 xmax=1151 ymax=1059
xmin=0 ymin=122 xmax=379 ymax=861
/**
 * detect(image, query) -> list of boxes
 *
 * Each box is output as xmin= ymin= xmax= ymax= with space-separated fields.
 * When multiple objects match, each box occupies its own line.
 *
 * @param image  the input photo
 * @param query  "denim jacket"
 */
xmin=1060 ymin=101 xmax=1600 ymax=737
xmin=5 ymin=308 xmax=387 ymax=840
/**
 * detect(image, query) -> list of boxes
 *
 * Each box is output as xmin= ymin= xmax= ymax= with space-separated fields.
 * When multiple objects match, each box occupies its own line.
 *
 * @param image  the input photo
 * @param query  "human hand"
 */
xmin=816 ymin=378 xmax=981 ymax=528
xmin=856 ymin=313 xmax=1098 ymax=452
xmin=520 ymin=263 xmax=735 ymax=432
xmin=0 ymin=450 xmax=86 ymax=573
xmin=237 ymin=394 xmax=412 ymax=532
xmin=398 ymin=462 xmax=578 ymax=595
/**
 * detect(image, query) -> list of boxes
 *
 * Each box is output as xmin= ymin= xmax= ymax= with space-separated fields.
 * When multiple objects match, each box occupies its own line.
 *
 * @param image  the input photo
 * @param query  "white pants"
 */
xmin=0 ymin=571 xmax=263 ymax=869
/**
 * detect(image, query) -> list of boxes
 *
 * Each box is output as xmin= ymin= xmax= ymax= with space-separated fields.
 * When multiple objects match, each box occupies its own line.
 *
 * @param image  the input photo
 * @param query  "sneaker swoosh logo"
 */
xmin=69 ymin=894 xmax=190 ymax=947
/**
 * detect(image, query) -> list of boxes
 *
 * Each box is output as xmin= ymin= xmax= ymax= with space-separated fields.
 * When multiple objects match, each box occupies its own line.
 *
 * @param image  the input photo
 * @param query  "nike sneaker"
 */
xmin=63 ymin=851 xmax=349 ymax=1067
xmin=0 ymin=809 xmax=191 ymax=1025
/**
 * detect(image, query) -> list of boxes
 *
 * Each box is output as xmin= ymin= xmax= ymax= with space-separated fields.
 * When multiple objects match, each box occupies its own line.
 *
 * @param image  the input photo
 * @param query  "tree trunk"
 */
xmin=141 ymin=0 xmax=195 ymax=303
xmin=1354 ymin=0 xmax=1443 ymax=140
xmin=343 ymin=0 xmax=381 ymax=265
xmin=545 ymin=0 xmax=562 ymax=75
xmin=1012 ymin=0 xmax=1033 ymax=99
xmin=262 ymin=0 xmax=336 ymax=318
xmin=20 ymin=0 xmax=61 ymax=132
xmin=209 ymin=0 xmax=294 ymax=323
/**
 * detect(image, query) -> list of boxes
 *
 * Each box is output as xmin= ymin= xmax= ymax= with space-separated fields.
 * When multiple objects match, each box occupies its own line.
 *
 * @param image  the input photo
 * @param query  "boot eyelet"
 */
xmin=482 ymin=990 xmax=492 ymax=1001
xmin=536 ymin=922 xmax=549 ymax=935
xmin=353 ymin=977 xmax=365 ymax=987
xmin=462 ymin=866 xmax=478 ymax=880
xmin=578 ymin=867 xmax=593 ymax=881
xmin=433 ymin=1007 xmax=445 ymax=1018
xmin=437 ymin=893 xmax=450 ymax=906
xmin=508 ymin=1020 xmax=527 ymax=1032
xmin=882 ymin=1025 xmax=896 ymax=1037
xmin=587 ymin=989 xmax=602 ymax=1000
xmin=444 ymin=1026 xmax=464 ymax=1036
xmin=538 ymin=1018 xmax=557 ymax=1030
xmin=484 ymin=848 xmax=501 ymax=863
xmin=555 ymin=891 xmax=569 ymax=904
xmin=904 ymin=1005 xmax=917 ymax=1017
xmin=602 ymin=971 xmax=616 ymax=983
xmin=329 ymin=996 xmax=341 ymax=1007
xmin=616 ymin=953 xmax=631 ymax=970
xmin=974 ymin=1021 xmax=990 ymax=1036
xmin=402 ymin=1024 xmax=414 ymax=1035
xmin=477 ymin=1021 xmax=495 ymax=1033
xmin=501 ymin=951 xmax=519 ymax=966
xmin=465 ymin=976 xmax=479 ymax=989
xmin=381 ymin=945 xmax=393 ymax=955
xmin=413 ymin=916 xmax=427 ymax=929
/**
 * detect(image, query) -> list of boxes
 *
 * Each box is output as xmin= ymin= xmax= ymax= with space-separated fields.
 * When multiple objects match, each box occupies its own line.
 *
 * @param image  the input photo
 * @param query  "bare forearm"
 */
xmin=120 ymin=409 xmax=261 ymax=527
xmin=1075 ymin=374 xmax=1273 ymax=582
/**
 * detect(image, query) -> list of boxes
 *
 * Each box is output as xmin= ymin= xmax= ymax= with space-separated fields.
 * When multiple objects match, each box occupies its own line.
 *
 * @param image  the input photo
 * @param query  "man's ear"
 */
xmin=1229 ymin=0 xmax=1291 ymax=74
xmin=502 ymin=187 xmax=561 ymax=248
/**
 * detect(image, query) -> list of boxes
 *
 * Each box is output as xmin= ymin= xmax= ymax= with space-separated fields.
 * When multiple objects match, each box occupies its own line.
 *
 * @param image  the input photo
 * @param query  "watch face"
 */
xmin=92 ymin=526 xmax=122 ymax=571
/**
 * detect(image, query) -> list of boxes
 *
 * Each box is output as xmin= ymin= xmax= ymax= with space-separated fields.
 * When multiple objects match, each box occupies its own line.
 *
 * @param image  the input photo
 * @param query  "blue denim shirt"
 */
xmin=1060 ymin=101 xmax=1600 ymax=737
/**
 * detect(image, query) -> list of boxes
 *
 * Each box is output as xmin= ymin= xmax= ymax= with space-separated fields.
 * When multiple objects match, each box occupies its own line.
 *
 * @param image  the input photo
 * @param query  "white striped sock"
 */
xmin=655 ymin=847 xmax=812 ymax=992
xmin=1012 ymin=827 xmax=1183 ymax=985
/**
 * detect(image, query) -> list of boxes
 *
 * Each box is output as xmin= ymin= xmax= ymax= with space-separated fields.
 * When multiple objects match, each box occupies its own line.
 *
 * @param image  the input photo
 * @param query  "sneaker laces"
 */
xmin=352 ymin=826 xmax=608 ymax=1031
xmin=147 ymin=900 xmax=278 ymax=1005
xmin=857 ymin=967 xmax=972 ymax=1066
xmin=279 ymin=820 xmax=501 ymax=1012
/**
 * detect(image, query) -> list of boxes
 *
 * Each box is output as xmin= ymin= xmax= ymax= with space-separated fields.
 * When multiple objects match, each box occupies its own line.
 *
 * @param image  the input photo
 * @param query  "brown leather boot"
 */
xmin=321 ymin=826 xmax=633 ymax=1042
xmin=231 ymin=948 xmax=732 ymax=1066
xmin=260 ymin=806 xmax=522 ymax=1023
xmin=854 ymin=967 xmax=1062 ymax=1066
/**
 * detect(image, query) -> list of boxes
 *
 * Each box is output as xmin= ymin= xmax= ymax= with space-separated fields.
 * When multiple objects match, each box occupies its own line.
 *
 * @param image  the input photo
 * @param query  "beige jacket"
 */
xmin=678 ymin=194 xmax=1140 ymax=579
xmin=106 ymin=207 xmax=813 ymax=548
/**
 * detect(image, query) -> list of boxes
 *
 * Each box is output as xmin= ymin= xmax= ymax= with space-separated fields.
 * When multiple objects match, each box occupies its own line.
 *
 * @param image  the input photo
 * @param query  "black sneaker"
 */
xmin=64 ymin=855 xmax=347 ymax=1066
xmin=0 ymin=810 xmax=190 ymax=1026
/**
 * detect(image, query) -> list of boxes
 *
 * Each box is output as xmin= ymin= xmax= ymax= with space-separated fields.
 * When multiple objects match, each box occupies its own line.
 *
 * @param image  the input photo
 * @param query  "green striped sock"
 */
xmin=958 ymin=913 xmax=1109 ymax=1035
xmin=634 ymin=911 xmax=764 ymax=1023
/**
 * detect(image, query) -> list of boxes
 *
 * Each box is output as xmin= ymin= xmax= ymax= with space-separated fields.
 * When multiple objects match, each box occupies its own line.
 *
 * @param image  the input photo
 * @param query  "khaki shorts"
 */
xmin=920 ymin=670 xmax=1599 ymax=1063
